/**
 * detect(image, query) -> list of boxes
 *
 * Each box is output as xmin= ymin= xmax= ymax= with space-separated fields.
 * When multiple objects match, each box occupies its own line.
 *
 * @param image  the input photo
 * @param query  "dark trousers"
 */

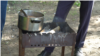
xmin=0 ymin=0 xmax=8 ymax=44
xmin=44 ymin=1 xmax=93 ymax=53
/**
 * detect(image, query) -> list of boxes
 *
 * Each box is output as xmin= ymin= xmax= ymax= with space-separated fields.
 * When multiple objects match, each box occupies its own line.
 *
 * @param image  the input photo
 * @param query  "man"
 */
xmin=0 ymin=0 xmax=8 ymax=47
xmin=38 ymin=1 xmax=94 ymax=56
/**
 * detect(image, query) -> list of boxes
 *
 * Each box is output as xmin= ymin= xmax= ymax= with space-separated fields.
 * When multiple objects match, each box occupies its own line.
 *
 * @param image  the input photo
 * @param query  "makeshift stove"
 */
xmin=18 ymin=22 xmax=76 ymax=56
xmin=18 ymin=9 xmax=76 ymax=56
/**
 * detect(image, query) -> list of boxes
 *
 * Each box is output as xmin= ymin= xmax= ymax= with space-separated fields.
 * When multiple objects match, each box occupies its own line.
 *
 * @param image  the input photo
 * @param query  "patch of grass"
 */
xmin=70 ymin=11 xmax=78 ymax=16
xmin=9 ymin=1 xmax=17 ymax=4
xmin=8 ymin=1 xmax=57 ymax=6
xmin=33 ymin=0 xmax=39 ymax=2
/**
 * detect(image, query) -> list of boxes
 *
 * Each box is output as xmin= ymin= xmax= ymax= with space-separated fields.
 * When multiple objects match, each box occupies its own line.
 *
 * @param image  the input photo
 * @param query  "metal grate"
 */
xmin=21 ymin=22 xmax=76 ymax=48
xmin=22 ymin=32 xmax=76 ymax=47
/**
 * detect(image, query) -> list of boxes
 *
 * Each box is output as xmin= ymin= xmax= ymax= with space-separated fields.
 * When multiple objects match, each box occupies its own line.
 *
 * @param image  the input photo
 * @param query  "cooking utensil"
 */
xmin=18 ymin=9 xmax=44 ymax=32
xmin=20 ymin=9 xmax=28 ymax=17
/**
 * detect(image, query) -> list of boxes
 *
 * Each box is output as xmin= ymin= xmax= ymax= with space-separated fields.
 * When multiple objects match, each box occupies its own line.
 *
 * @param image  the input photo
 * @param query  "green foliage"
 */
xmin=42 ymin=1 xmax=47 ymax=4
xmin=33 ymin=0 xmax=39 ymax=2
xmin=24 ymin=0 xmax=27 ymax=2
xmin=8 ymin=0 xmax=80 ymax=6
xmin=8 ymin=1 xmax=27 ymax=5
xmin=8 ymin=1 xmax=17 ymax=5
xmin=8 ymin=0 xmax=58 ymax=4
xmin=74 ymin=1 xmax=80 ymax=7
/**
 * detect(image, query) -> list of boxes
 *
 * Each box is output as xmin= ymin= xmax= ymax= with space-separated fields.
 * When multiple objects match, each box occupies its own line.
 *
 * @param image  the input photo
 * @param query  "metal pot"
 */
xmin=18 ymin=9 xmax=44 ymax=32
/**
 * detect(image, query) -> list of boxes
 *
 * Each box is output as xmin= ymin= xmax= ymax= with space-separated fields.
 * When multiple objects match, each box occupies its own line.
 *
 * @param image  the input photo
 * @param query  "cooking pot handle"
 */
xmin=30 ymin=20 xmax=41 ymax=23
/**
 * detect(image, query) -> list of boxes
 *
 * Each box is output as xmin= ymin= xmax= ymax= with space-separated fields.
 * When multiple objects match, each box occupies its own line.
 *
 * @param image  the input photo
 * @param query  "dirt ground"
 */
xmin=1 ymin=1 xmax=100 ymax=56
